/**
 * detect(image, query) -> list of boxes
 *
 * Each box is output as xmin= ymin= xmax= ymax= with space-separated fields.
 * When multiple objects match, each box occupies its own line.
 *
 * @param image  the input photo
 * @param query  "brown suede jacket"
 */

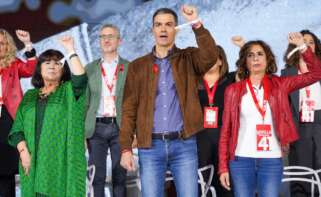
xmin=119 ymin=25 xmax=218 ymax=151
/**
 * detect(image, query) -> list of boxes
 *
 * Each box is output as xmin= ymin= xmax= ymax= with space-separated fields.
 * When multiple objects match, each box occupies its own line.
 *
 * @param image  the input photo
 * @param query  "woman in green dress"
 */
xmin=8 ymin=36 xmax=88 ymax=197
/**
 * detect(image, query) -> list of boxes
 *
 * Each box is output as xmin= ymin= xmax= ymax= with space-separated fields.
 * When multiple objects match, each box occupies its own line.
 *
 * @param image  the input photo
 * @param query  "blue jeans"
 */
xmin=138 ymin=137 xmax=198 ymax=197
xmin=229 ymin=156 xmax=283 ymax=197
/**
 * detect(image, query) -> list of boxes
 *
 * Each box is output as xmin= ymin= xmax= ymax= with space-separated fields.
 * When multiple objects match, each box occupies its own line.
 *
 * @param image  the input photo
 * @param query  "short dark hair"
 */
xmin=284 ymin=29 xmax=321 ymax=68
xmin=32 ymin=49 xmax=71 ymax=88
xmin=152 ymin=8 xmax=178 ymax=25
xmin=236 ymin=40 xmax=277 ymax=80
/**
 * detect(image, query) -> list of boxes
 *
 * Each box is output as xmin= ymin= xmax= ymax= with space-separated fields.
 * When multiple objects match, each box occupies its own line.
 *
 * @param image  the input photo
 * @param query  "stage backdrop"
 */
xmin=11 ymin=0 xmax=320 ymax=91
xmin=2 ymin=0 xmax=320 ymax=196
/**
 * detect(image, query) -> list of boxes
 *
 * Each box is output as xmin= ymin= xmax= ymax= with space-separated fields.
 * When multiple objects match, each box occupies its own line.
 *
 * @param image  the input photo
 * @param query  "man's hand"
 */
xmin=120 ymin=151 xmax=136 ymax=171
xmin=181 ymin=5 xmax=198 ymax=22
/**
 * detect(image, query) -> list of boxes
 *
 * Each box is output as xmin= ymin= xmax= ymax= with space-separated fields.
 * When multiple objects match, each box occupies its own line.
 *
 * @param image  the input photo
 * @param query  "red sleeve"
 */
xmin=17 ymin=58 xmax=37 ymax=78
xmin=281 ymin=47 xmax=321 ymax=93
xmin=218 ymin=85 xmax=233 ymax=174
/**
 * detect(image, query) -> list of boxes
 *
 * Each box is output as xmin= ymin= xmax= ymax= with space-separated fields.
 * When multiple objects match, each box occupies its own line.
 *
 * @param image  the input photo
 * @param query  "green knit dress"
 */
xmin=8 ymin=74 xmax=87 ymax=197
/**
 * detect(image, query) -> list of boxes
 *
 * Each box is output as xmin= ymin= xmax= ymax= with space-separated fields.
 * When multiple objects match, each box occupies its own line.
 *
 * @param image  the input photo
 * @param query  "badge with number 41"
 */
xmin=300 ymin=99 xmax=315 ymax=122
xmin=256 ymin=124 xmax=272 ymax=151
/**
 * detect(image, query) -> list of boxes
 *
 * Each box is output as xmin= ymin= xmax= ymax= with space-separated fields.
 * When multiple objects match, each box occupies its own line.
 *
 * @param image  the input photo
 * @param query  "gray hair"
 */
xmin=100 ymin=24 xmax=121 ymax=38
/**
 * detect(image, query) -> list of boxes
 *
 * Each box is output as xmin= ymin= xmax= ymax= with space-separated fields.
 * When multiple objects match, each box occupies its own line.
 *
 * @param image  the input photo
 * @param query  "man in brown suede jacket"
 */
xmin=119 ymin=5 xmax=218 ymax=197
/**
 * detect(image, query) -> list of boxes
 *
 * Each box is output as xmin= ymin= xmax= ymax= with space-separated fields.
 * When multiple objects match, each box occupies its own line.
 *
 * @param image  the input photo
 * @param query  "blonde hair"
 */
xmin=0 ymin=29 xmax=17 ymax=68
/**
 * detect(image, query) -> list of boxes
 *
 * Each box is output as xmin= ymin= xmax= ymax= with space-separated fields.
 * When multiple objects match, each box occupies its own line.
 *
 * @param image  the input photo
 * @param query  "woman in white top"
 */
xmin=218 ymin=32 xmax=321 ymax=197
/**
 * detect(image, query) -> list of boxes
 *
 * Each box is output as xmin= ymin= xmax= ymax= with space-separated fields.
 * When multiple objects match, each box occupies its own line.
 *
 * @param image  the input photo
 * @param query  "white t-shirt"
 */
xmin=235 ymin=83 xmax=282 ymax=158
xmin=96 ymin=57 xmax=118 ymax=117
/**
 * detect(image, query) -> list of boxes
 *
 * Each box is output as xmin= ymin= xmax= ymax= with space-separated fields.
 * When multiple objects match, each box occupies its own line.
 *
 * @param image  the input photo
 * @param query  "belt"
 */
xmin=96 ymin=117 xmax=116 ymax=124
xmin=152 ymin=131 xmax=182 ymax=140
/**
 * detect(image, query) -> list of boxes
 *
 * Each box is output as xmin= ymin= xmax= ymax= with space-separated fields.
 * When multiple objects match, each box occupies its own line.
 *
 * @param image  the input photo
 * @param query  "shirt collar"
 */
xmin=101 ymin=56 xmax=119 ymax=65
xmin=152 ymin=45 xmax=176 ymax=61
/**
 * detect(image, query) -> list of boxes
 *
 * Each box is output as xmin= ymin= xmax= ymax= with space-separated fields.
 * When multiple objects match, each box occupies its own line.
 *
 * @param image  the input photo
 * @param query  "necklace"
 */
xmin=39 ymin=86 xmax=58 ymax=99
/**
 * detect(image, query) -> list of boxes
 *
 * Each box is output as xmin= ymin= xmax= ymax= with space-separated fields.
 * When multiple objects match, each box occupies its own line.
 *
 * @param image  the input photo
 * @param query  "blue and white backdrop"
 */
xmin=3 ymin=0 xmax=321 ymax=196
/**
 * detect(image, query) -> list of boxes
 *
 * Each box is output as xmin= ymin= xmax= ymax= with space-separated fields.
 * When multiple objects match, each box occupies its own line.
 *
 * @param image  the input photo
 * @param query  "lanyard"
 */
xmin=0 ymin=72 xmax=3 ymax=105
xmin=246 ymin=76 xmax=269 ymax=121
xmin=305 ymin=87 xmax=311 ymax=98
xmin=203 ymin=79 xmax=218 ymax=106
xmin=100 ymin=64 xmax=118 ymax=93
xmin=298 ymin=69 xmax=312 ymax=99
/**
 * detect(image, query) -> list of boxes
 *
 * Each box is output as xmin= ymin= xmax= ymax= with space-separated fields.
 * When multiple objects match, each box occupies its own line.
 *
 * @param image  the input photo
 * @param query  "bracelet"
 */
xmin=286 ymin=44 xmax=307 ymax=59
xmin=67 ymin=51 xmax=76 ymax=58
xmin=191 ymin=21 xmax=202 ymax=29
xmin=24 ymin=48 xmax=36 ymax=58
xmin=24 ymin=42 xmax=32 ymax=49
xmin=298 ymin=43 xmax=307 ymax=51
xmin=68 ymin=53 xmax=78 ymax=60
xmin=175 ymin=18 xmax=201 ymax=30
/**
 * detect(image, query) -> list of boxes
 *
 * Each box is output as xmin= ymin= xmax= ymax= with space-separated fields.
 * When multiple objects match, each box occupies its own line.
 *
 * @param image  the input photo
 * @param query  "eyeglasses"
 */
xmin=42 ymin=60 xmax=64 ymax=68
xmin=99 ymin=34 xmax=119 ymax=40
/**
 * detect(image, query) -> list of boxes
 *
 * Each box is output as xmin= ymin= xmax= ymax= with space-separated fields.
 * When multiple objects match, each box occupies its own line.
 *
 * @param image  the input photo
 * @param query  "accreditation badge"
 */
xmin=256 ymin=124 xmax=272 ymax=151
xmin=300 ymin=99 xmax=315 ymax=122
xmin=103 ymin=96 xmax=116 ymax=117
xmin=204 ymin=107 xmax=218 ymax=128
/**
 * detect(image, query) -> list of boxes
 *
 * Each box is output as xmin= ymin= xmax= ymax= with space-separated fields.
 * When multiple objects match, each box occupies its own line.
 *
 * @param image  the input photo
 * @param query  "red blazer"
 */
xmin=218 ymin=48 xmax=321 ymax=175
xmin=1 ymin=58 xmax=36 ymax=119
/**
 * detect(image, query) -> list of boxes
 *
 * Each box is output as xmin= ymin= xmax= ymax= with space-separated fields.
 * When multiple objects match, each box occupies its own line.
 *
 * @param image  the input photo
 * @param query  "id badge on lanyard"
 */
xmin=203 ymin=79 xmax=218 ymax=128
xmin=247 ymin=77 xmax=272 ymax=152
xmin=204 ymin=106 xmax=218 ymax=128
xmin=101 ymin=64 xmax=118 ymax=117
xmin=103 ymin=96 xmax=116 ymax=116
xmin=300 ymin=88 xmax=315 ymax=122
xmin=256 ymin=124 xmax=272 ymax=151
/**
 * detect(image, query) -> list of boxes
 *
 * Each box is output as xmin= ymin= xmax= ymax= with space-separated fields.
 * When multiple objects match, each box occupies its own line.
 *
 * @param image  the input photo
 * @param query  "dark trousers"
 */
xmin=289 ymin=122 xmax=321 ymax=197
xmin=0 ymin=175 xmax=15 ymax=197
xmin=0 ymin=107 xmax=17 ymax=197
xmin=197 ymin=128 xmax=234 ymax=197
xmin=88 ymin=121 xmax=126 ymax=197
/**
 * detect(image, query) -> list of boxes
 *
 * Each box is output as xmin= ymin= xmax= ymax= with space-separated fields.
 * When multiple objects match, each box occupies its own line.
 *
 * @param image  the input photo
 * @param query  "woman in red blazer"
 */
xmin=218 ymin=33 xmax=321 ymax=197
xmin=0 ymin=29 xmax=36 ymax=197
xmin=282 ymin=30 xmax=321 ymax=196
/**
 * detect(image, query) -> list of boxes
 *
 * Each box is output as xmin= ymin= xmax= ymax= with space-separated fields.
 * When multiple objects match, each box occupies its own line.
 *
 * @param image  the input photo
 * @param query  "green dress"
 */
xmin=8 ymin=74 xmax=87 ymax=197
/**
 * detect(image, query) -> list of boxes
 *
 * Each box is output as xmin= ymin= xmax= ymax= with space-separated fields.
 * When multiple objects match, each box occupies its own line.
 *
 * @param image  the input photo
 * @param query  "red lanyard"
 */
xmin=298 ymin=70 xmax=312 ymax=99
xmin=305 ymin=87 xmax=311 ymax=98
xmin=203 ymin=79 xmax=218 ymax=106
xmin=100 ymin=64 xmax=118 ymax=93
xmin=0 ymin=73 xmax=3 ymax=105
xmin=246 ymin=76 xmax=269 ymax=121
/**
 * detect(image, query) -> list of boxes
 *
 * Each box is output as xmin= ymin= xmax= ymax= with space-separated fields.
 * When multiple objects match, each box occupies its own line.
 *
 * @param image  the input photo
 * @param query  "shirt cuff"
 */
xmin=8 ymin=132 xmax=25 ymax=148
